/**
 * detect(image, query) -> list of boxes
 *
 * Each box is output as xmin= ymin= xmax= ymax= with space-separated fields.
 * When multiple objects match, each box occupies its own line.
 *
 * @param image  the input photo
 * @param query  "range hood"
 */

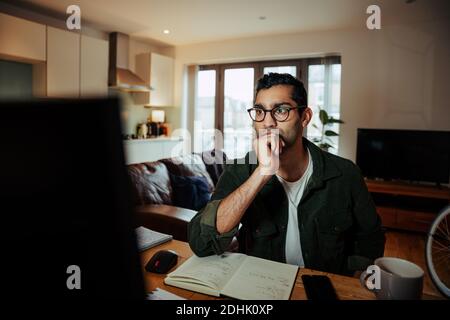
xmin=108 ymin=32 xmax=152 ymax=92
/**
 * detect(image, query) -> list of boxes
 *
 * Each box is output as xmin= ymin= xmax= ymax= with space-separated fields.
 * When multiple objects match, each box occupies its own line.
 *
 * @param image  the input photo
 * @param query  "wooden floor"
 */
xmin=384 ymin=230 xmax=442 ymax=297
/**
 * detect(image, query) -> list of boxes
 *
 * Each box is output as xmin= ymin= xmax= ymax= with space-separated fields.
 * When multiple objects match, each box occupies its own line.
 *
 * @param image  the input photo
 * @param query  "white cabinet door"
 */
xmin=150 ymin=53 xmax=174 ymax=106
xmin=136 ymin=53 xmax=174 ymax=107
xmin=135 ymin=53 xmax=175 ymax=107
xmin=47 ymin=26 xmax=80 ymax=97
xmin=80 ymin=35 xmax=108 ymax=97
xmin=0 ymin=13 xmax=46 ymax=62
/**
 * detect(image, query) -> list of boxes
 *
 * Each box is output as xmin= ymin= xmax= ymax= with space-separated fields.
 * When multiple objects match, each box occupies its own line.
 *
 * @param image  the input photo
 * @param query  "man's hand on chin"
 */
xmin=254 ymin=129 xmax=285 ymax=177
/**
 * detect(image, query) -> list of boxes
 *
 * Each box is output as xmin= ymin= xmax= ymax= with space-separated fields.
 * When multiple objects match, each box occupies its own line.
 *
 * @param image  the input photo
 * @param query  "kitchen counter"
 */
xmin=123 ymin=136 xmax=184 ymax=164
xmin=123 ymin=136 xmax=183 ymax=143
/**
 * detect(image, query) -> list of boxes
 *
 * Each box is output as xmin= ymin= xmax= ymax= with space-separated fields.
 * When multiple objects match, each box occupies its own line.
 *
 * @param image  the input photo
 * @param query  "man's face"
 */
xmin=253 ymin=84 xmax=308 ymax=149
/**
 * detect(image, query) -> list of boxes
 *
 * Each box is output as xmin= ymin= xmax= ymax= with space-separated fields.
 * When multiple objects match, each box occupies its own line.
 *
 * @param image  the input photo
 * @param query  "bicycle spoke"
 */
xmin=427 ymin=207 xmax=450 ymax=298
xmin=433 ymin=250 xmax=450 ymax=264
xmin=434 ymin=255 xmax=450 ymax=269
xmin=433 ymin=250 xmax=450 ymax=262
xmin=432 ymin=245 xmax=450 ymax=254
xmin=432 ymin=238 xmax=449 ymax=250
xmin=435 ymin=224 xmax=448 ymax=241
xmin=445 ymin=215 xmax=450 ymax=241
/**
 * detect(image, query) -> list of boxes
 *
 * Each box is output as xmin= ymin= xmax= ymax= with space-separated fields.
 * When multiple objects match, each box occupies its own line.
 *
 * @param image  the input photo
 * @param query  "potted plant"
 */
xmin=312 ymin=107 xmax=344 ymax=152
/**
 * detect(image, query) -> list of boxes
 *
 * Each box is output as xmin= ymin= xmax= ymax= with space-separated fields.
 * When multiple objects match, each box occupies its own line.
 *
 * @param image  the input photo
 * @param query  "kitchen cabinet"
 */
xmin=135 ymin=52 xmax=174 ymax=107
xmin=0 ymin=13 xmax=109 ymax=98
xmin=80 ymin=35 xmax=109 ymax=97
xmin=0 ymin=13 xmax=46 ymax=62
xmin=46 ymin=26 xmax=80 ymax=97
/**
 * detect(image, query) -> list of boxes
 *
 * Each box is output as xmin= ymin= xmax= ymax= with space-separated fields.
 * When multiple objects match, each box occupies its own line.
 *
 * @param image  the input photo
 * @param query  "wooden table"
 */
xmin=140 ymin=240 xmax=441 ymax=300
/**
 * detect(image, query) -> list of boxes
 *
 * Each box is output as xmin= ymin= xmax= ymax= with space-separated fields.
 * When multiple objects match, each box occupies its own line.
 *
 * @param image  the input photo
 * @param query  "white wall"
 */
xmin=173 ymin=18 xmax=450 ymax=162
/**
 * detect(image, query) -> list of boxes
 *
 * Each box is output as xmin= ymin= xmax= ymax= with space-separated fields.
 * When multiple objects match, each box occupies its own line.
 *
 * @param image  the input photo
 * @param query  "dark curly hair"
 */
xmin=255 ymin=72 xmax=307 ymax=107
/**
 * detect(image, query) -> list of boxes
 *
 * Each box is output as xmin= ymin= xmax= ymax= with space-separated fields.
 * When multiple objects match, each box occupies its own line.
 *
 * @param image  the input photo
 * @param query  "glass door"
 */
xmin=222 ymin=67 xmax=255 ymax=159
xmin=194 ymin=69 xmax=216 ymax=153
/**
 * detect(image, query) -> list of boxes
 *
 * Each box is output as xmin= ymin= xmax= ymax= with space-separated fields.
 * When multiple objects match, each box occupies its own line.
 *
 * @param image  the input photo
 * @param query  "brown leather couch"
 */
xmin=127 ymin=150 xmax=227 ymax=241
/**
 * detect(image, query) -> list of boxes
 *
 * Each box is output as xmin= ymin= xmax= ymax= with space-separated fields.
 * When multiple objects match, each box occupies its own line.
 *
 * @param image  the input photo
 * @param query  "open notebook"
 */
xmin=164 ymin=252 xmax=298 ymax=300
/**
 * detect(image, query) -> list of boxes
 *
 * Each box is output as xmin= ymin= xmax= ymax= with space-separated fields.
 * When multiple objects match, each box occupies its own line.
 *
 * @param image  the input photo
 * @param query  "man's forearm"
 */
xmin=216 ymin=166 xmax=271 ymax=234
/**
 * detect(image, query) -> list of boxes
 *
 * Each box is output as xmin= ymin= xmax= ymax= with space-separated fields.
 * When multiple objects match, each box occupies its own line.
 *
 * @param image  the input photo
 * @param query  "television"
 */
xmin=356 ymin=129 xmax=450 ymax=185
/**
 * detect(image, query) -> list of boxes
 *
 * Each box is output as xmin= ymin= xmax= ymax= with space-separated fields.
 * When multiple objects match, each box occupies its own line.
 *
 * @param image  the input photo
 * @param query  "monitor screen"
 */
xmin=0 ymin=98 xmax=145 ymax=299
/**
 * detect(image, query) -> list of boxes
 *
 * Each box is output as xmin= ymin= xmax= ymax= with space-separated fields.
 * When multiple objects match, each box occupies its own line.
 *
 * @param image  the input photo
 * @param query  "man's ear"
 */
xmin=301 ymin=107 xmax=313 ymax=128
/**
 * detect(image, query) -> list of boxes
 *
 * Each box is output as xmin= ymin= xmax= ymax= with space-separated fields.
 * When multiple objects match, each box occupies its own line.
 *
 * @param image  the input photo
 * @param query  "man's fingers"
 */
xmin=270 ymin=134 xmax=280 ymax=157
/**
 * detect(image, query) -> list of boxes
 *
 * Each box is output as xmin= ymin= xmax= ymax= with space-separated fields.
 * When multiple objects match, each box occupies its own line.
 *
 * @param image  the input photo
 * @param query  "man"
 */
xmin=188 ymin=73 xmax=385 ymax=276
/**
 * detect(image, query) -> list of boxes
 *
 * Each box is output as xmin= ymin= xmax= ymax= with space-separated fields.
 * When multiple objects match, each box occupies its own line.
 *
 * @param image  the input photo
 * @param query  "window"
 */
xmin=194 ymin=70 xmax=216 ymax=152
xmin=264 ymin=66 xmax=296 ymax=77
xmin=307 ymin=59 xmax=342 ymax=154
xmin=194 ymin=57 xmax=341 ymax=157
xmin=223 ymin=68 xmax=254 ymax=159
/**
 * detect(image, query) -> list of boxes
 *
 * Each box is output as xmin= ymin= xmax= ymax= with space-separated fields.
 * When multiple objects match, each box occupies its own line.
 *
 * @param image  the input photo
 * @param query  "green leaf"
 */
xmin=312 ymin=124 xmax=319 ymax=130
xmin=319 ymin=109 xmax=329 ymax=125
xmin=325 ymin=130 xmax=339 ymax=136
xmin=328 ymin=118 xmax=344 ymax=124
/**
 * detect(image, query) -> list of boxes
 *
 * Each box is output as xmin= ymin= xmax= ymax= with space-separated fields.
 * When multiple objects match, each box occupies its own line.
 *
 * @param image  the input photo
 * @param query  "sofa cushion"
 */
xmin=169 ymin=173 xmax=211 ymax=211
xmin=160 ymin=154 xmax=214 ymax=191
xmin=127 ymin=162 xmax=173 ymax=205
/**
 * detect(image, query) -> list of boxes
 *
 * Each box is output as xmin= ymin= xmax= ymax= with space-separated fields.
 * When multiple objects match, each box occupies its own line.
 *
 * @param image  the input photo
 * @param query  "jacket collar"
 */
xmin=302 ymin=138 xmax=342 ymax=191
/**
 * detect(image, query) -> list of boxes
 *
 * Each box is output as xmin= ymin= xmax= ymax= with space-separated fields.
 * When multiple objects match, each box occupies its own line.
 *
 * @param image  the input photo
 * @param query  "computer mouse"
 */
xmin=145 ymin=250 xmax=178 ymax=274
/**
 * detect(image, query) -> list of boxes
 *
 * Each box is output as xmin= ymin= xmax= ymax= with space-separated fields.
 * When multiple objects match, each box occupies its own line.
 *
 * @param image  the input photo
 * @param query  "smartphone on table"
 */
xmin=301 ymin=275 xmax=338 ymax=300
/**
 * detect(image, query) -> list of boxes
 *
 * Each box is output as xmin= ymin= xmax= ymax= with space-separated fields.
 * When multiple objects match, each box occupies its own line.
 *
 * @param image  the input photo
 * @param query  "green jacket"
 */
xmin=188 ymin=139 xmax=385 ymax=275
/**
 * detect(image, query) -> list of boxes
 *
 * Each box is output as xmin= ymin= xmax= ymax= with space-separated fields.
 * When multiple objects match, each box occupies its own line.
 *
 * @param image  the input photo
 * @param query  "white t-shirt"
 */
xmin=276 ymin=148 xmax=313 ymax=267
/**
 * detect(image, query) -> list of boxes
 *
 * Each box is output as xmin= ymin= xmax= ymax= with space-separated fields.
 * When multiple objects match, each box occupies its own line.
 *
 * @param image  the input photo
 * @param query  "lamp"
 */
xmin=151 ymin=110 xmax=165 ymax=123
xmin=151 ymin=110 xmax=165 ymax=137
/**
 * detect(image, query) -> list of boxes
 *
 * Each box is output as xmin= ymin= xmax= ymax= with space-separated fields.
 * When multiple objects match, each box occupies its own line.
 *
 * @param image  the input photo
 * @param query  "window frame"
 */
xmin=197 ymin=56 xmax=341 ymax=152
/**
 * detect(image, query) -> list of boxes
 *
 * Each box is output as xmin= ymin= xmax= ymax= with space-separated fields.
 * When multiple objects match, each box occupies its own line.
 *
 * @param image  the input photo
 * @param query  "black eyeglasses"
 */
xmin=247 ymin=105 xmax=306 ymax=122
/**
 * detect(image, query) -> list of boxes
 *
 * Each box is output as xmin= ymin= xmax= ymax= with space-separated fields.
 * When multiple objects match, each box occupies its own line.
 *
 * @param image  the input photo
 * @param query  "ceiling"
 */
xmin=15 ymin=0 xmax=450 ymax=46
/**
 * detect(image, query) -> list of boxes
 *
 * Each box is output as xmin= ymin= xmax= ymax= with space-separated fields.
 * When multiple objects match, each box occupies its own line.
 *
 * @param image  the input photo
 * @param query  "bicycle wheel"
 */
xmin=426 ymin=205 xmax=450 ymax=298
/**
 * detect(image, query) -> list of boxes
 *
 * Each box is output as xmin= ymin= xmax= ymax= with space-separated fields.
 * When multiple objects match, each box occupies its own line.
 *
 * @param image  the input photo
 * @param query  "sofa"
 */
xmin=127 ymin=150 xmax=227 ymax=241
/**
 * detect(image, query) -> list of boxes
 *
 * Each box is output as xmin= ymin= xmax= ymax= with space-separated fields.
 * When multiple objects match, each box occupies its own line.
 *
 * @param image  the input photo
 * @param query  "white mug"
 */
xmin=360 ymin=257 xmax=424 ymax=300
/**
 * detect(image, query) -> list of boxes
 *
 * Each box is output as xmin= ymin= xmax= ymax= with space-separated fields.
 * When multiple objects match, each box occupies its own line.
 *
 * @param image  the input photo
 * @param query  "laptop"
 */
xmin=0 ymin=97 xmax=145 ymax=299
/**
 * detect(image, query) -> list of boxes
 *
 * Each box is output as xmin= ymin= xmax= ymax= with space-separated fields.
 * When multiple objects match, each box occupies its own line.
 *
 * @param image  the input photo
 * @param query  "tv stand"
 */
xmin=365 ymin=179 xmax=450 ymax=233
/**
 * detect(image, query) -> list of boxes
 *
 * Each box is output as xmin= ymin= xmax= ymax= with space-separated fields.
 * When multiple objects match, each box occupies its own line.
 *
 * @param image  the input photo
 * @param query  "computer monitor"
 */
xmin=0 ymin=97 xmax=145 ymax=299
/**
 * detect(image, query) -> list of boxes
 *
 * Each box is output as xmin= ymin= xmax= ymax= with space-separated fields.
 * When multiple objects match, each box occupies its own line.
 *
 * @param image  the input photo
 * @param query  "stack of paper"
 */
xmin=135 ymin=226 xmax=173 ymax=251
xmin=146 ymin=288 xmax=186 ymax=300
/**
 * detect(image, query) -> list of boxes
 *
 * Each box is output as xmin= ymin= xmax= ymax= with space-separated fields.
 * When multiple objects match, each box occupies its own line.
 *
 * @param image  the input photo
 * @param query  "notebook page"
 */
xmin=166 ymin=252 xmax=246 ymax=291
xmin=221 ymin=255 xmax=299 ymax=300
